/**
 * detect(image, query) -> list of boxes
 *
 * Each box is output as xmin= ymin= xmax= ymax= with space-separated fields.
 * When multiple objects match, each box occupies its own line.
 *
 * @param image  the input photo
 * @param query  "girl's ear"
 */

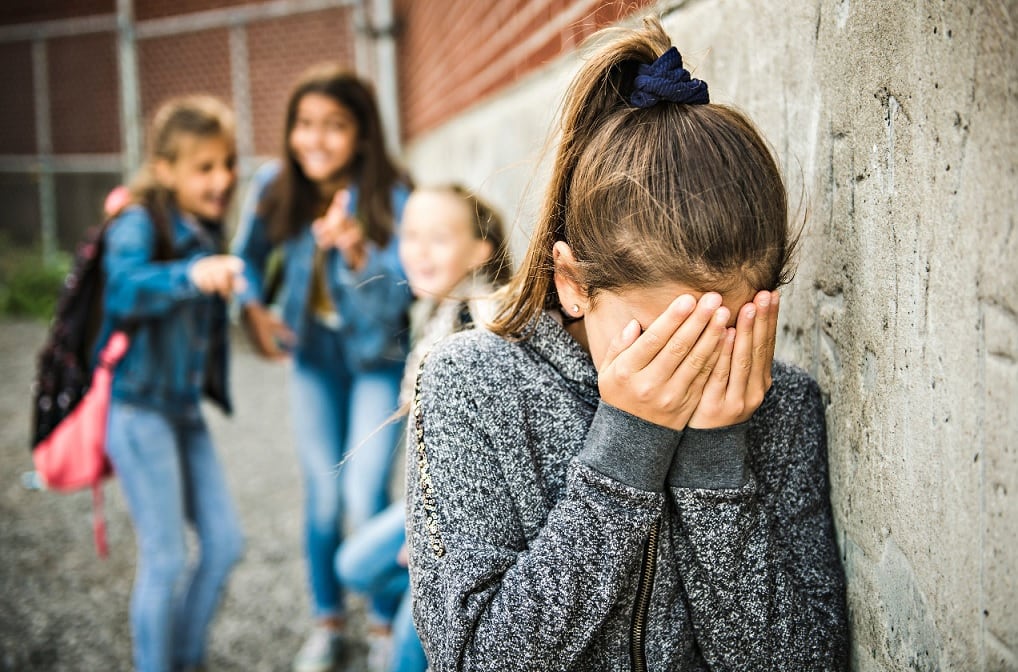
xmin=552 ymin=241 xmax=587 ymax=315
xmin=470 ymin=238 xmax=495 ymax=272
xmin=152 ymin=158 xmax=175 ymax=189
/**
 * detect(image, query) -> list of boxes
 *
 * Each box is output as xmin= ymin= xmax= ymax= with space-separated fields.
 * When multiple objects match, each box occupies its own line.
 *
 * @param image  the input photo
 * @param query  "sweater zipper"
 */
xmin=630 ymin=517 xmax=660 ymax=672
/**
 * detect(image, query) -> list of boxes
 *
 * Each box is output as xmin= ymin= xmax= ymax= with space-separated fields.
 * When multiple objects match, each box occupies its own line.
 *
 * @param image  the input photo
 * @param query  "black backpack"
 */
xmin=31 ymin=224 xmax=111 ymax=449
xmin=30 ymin=206 xmax=179 ymax=450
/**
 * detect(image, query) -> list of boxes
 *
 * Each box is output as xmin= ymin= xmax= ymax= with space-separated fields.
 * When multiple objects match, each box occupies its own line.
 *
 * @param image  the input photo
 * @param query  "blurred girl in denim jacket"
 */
xmin=231 ymin=63 xmax=412 ymax=672
xmin=101 ymin=95 xmax=246 ymax=672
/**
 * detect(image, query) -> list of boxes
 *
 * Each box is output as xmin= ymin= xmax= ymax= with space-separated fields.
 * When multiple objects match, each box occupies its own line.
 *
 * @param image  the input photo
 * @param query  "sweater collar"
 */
xmin=524 ymin=310 xmax=600 ymax=406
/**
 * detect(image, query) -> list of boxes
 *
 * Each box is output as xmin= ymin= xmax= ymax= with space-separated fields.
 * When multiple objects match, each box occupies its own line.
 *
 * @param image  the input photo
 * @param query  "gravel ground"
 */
xmin=0 ymin=319 xmax=378 ymax=672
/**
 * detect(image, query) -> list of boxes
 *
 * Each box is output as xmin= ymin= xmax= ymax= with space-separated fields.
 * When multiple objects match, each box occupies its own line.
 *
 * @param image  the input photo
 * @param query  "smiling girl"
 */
xmin=231 ymin=64 xmax=412 ymax=672
xmin=101 ymin=95 xmax=245 ymax=672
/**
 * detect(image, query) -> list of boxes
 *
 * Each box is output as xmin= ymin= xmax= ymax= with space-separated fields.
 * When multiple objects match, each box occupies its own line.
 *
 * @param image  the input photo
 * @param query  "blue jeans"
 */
xmin=106 ymin=401 xmax=244 ymax=672
xmin=336 ymin=502 xmax=428 ymax=672
xmin=291 ymin=318 xmax=403 ymax=618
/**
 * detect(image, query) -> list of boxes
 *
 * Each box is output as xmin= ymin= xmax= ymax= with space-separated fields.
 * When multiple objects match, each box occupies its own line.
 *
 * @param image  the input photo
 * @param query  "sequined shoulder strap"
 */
xmin=413 ymin=358 xmax=446 ymax=558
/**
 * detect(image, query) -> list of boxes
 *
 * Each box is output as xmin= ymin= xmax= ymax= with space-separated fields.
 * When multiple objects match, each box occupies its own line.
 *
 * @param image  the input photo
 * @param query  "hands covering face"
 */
xmin=597 ymin=290 xmax=779 ymax=431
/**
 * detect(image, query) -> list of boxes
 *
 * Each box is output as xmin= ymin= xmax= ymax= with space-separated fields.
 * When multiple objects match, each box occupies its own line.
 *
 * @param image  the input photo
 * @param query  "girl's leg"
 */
xmin=173 ymin=415 xmax=245 ymax=668
xmin=105 ymin=402 xmax=188 ymax=672
xmin=342 ymin=365 xmax=403 ymax=624
xmin=290 ymin=322 xmax=352 ymax=619
xmin=390 ymin=590 xmax=428 ymax=672
xmin=341 ymin=365 xmax=403 ymax=530
xmin=335 ymin=501 xmax=409 ymax=619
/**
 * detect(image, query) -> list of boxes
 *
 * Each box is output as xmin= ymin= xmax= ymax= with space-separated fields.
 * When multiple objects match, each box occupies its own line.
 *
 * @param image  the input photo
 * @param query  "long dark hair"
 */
xmin=262 ymin=63 xmax=407 ymax=246
xmin=491 ymin=18 xmax=797 ymax=337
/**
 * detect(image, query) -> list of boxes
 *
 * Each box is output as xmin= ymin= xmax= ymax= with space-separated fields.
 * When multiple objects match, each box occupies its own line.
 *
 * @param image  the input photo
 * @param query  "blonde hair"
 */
xmin=419 ymin=184 xmax=513 ymax=287
xmin=490 ymin=18 xmax=796 ymax=337
xmin=123 ymin=95 xmax=235 ymax=256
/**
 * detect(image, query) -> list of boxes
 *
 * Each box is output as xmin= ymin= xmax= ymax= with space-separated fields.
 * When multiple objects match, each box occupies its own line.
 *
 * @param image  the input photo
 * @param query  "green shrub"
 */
xmin=0 ymin=249 xmax=71 ymax=320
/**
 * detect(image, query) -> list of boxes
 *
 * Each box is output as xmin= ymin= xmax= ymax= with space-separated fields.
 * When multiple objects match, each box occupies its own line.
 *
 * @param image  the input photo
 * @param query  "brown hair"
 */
xmin=490 ymin=18 xmax=796 ymax=337
xmin=262 ymin=63 xmax=408 ymax=245
xmin=125 ymin=95 xmax=235 ymax=257
xmin=422 ymin=184 xmax=514 ymax=287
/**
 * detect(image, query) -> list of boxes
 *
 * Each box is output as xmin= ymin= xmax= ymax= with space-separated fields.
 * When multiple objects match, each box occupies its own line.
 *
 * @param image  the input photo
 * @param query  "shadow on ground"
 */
xmin=0 ymin=320 xmax=376 ymax=671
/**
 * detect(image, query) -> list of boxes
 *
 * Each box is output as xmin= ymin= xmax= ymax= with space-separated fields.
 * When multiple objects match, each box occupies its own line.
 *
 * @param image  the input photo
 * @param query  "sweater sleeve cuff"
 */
xmin=668 ymin=422 xmax=751 ymax=490
xmin=578 ymin=402 xmax=683 ymax=492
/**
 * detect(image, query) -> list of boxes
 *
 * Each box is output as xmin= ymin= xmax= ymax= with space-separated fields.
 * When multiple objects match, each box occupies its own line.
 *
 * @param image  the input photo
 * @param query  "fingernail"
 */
xmin=758 ymin=292 xmax=771 ymax=308
xmin=745 ymin=304 xmax=757 ymax=319
xmin=624 ymin=319 xmax=641 ymax=338
xmin=713 ymin=307 xmax=730 ymax=325
xmin=702 ymin=293 xmax=722 ymax=310
xmin=675 ymin=295 xmax=696 ymax=312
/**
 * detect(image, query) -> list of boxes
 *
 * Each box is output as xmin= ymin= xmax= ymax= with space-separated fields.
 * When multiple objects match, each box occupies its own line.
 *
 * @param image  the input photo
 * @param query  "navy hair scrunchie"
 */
xmin=630 ymin=47 xmax=709 ymax=108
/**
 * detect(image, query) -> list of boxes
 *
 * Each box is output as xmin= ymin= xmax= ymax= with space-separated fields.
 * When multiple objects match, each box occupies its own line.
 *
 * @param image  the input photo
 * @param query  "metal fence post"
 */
xmin=117 ymin=0 xmax=141 ymax=181
xmin=31 ymin=38 xmax=57 ymax=265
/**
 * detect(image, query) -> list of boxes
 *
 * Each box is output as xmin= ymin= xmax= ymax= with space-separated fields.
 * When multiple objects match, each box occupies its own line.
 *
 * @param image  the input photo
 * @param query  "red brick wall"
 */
xmin=247 ymin=7 xmax=355 ymax=155
xmin=395 ymin=0 xmax=656 ymax=141
xmin=0 ymin=0 xmax=663 ymax=251
xmin=0 ymin=41 xmax=36 ymax=154
xmin=48 ymin=32 xmax=120 ymax=153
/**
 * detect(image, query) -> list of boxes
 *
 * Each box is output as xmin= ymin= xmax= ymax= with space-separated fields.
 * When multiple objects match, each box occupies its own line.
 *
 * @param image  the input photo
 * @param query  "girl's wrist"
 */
xmin=668 ymin=422 xmax=751 ymax=490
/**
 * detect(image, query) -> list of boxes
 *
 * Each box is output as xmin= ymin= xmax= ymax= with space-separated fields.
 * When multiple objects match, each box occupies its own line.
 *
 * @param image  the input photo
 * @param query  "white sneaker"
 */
xmin=366 ymin=629 xmax=393 ymax=672
xmin=293 ymin=626 xmax=341 ymax=672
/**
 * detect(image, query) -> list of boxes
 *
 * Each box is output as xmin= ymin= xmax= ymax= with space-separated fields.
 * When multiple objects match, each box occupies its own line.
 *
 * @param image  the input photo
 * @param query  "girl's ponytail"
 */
xmin=492 ymin=18 xmax=794 ymax=338
xmin=491 ymin=20 xmax=672 ymax=337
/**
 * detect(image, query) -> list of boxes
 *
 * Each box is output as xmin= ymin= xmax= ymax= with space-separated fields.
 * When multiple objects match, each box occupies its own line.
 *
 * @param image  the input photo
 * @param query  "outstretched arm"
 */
xmin=103 ymin=208 xmax=204 ymax=321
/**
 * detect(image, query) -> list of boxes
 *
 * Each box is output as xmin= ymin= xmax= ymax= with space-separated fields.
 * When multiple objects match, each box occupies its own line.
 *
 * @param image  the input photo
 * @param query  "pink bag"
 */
xmin=32 ymin=331 xmax=129 ymax=557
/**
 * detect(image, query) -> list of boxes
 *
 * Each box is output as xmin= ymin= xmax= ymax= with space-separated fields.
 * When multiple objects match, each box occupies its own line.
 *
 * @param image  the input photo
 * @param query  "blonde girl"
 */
xmin=101 ymin=96 xmax=245 ymax=672
xmin=337 ymin=184 xmax=511 ymax=672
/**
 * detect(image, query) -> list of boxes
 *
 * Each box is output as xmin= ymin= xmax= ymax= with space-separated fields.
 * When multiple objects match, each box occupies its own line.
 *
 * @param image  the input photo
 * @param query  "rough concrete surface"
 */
xmin=0 ymin=320 xmax=379 ymax=671
xmin=403 ymin=1 xmax=1018 ymax=669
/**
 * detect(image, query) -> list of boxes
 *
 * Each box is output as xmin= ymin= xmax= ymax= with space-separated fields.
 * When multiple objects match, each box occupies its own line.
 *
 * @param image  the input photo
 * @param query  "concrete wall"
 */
xmin=401 ymin=1 xmax=1018 ymax=669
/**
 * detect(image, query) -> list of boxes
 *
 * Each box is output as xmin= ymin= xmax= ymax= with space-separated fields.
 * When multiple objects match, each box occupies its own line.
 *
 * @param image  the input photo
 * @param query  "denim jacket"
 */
xmin=99 ymin=205 xmax=231 ymax=415
xmin=231 ymin=161 xmax=412 ymax=372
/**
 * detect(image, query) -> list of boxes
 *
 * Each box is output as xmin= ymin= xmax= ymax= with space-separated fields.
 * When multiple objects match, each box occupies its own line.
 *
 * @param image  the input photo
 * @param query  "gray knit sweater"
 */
xmin=406 ymin=311 xmax=848 ymax=671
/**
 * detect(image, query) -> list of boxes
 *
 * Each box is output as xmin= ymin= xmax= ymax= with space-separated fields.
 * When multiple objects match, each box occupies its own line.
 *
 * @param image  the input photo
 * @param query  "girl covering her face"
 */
xmin=406 ymin=18 xmax=848 ymax=672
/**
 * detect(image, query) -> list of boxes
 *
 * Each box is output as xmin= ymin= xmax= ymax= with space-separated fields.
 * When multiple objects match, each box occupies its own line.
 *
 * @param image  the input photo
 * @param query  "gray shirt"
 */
xmin=407 ymin=311 xmax=848 ymax=671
